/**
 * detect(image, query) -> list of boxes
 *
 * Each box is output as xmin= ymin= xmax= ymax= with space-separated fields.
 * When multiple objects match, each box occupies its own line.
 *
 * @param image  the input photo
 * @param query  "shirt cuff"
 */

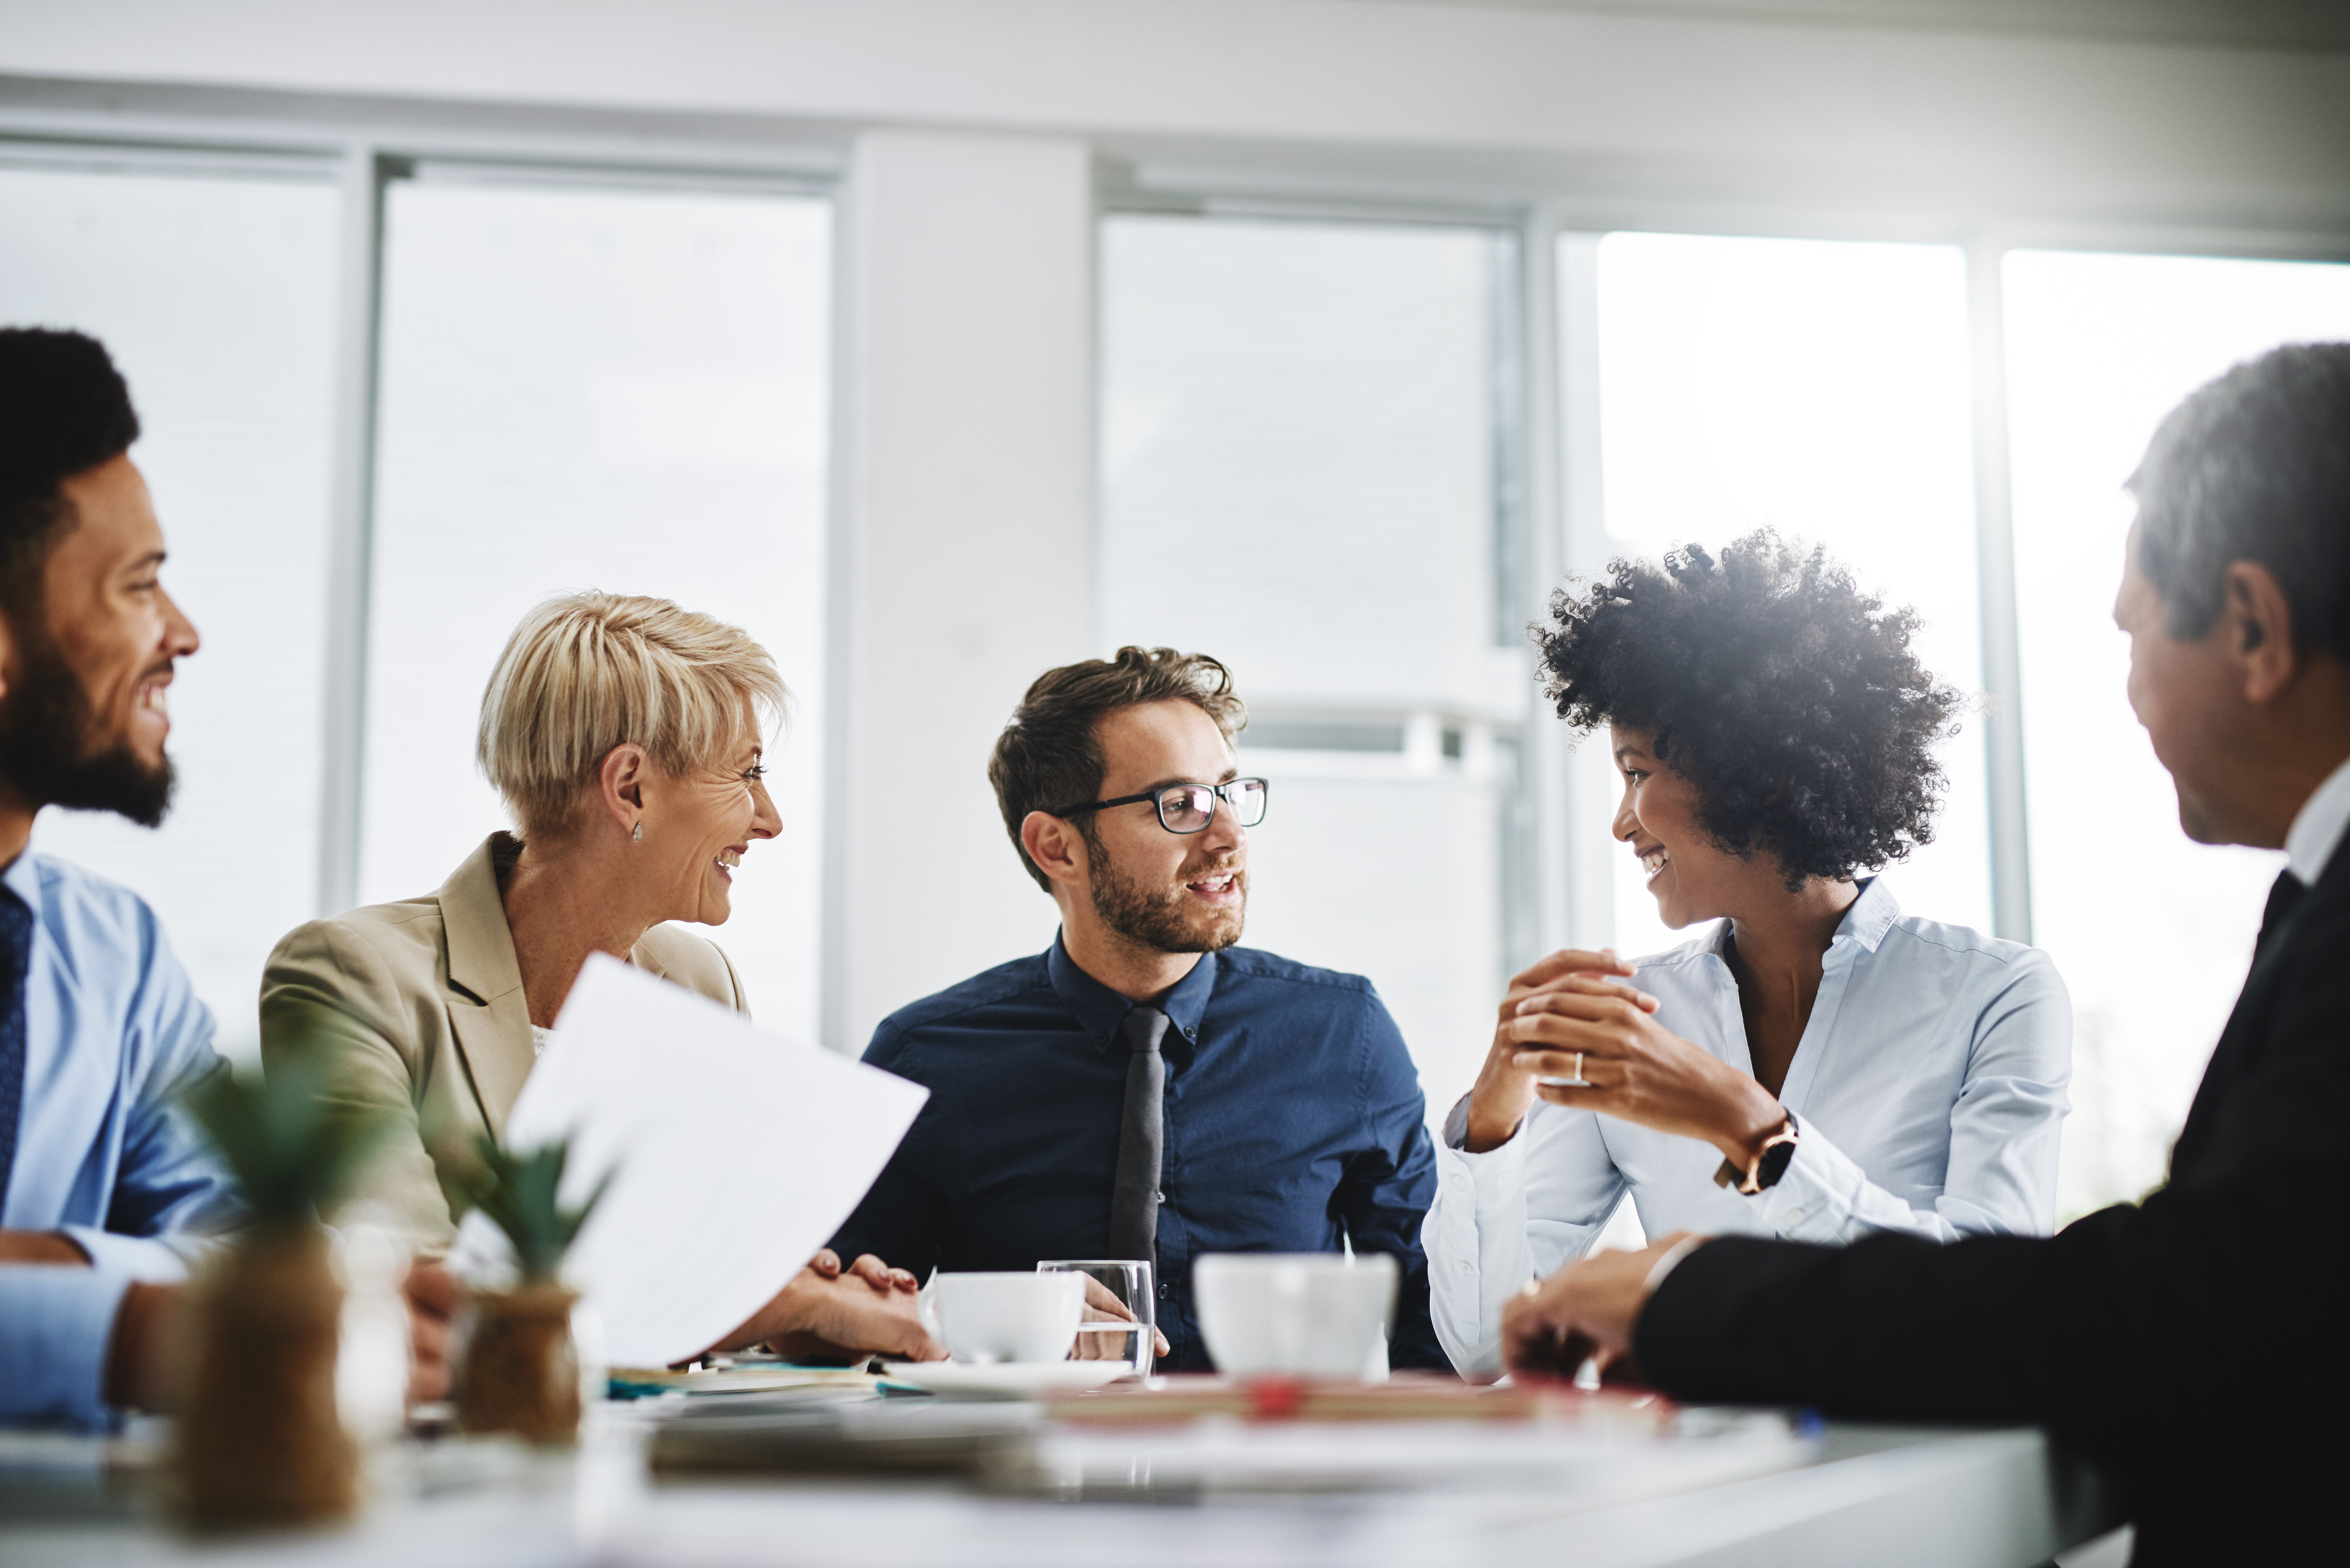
xmin=1441 ymin=1094 xmax=1532 ymax=1166
xmin=1427 ymin=1102 xmax=1528 ymax=1379
xmin=1750 ymin=1118 xmax=1869 ymax=1243
xmin=0 ymin=1264 xmax=134 ymax=1430
xmin=1442 ymin=1093 xmax=1473 ymax=1150
xmin=59 ymin=1227 xmax=195 ymax=1284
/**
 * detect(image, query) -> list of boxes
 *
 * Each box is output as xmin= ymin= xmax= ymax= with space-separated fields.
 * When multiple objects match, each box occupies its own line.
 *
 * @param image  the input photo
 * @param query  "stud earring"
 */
xmin=631 ymin=821 xmax=642 ymax=844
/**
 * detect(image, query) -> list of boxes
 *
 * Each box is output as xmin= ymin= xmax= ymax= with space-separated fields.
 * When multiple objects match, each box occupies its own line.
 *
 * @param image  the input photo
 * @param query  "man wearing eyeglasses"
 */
xmin=829 ymin=647 xmax=1445 ymax=1372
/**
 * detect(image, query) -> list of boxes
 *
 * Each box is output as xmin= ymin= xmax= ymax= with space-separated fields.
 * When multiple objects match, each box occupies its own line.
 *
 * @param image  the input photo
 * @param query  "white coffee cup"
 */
xmin=1192 ymin=1253 xmax=1397 ymax=1380
xmin=928 ymin=1271 xmax=1086 ymax=1364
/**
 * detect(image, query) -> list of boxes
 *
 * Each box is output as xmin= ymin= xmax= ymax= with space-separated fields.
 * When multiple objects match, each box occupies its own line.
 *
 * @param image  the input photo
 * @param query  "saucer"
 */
xmin=878 ymin=1361 xmax=1135 ymax=1400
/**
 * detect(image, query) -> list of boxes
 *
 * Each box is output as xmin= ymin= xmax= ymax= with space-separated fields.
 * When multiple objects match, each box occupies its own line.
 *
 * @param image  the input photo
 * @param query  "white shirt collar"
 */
xmin=1835 ymin=875 xmax=1903 ymax=954
xmin=1695 ymin=875 xmax=1902 ymax=963
xmin=2285 ymin=754 xmax=2350 ymax=886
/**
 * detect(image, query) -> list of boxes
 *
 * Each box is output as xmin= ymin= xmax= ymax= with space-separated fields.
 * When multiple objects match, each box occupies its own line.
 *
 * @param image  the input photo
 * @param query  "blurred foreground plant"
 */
xmin=176 ymin=1061 xmax=394 ymax=1532
xmin=185 ymin=1061 xmax=392 ymax=1229
xmin=435 ymin=1133 xmax=608 ymax=1283
xmin=434 ymin=1132 xmax=610 ymax=1443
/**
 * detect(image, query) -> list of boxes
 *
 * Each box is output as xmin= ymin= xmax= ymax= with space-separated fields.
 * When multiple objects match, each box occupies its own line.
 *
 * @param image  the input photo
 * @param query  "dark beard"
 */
xmin=1086 ymin=830 xmax=1245 ymax=956
xmin=0 ymin=628 xmax=175 ymax=828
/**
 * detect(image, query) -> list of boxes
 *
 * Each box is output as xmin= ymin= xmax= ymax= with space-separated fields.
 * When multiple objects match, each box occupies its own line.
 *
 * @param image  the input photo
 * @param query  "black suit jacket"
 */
xmin=1636 ymin=842 xmax=2350 ymax=1566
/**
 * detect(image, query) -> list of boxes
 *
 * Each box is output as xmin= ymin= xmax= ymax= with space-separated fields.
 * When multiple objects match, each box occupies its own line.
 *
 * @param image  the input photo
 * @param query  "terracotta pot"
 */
xmin=456 ymin=1282 xmax=582 ymax=1443
xmin=176 ymin=1226 xmax=358 ymax=1531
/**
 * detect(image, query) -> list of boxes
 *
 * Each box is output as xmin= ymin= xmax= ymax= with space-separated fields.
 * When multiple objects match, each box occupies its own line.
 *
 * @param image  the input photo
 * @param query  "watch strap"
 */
xmin=1713 ymin=1113 xmax=1799 ymax=1195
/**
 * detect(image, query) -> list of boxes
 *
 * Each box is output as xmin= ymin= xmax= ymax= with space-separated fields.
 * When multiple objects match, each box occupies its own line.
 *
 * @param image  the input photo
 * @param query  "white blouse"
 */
xmin=1423 ymin=878 xmax=2072 ymax=1377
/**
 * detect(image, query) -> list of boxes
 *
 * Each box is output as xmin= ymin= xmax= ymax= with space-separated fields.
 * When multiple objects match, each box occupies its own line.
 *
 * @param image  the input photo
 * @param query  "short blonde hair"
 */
xmin=478 ymin=592 xmax=789 ymax=841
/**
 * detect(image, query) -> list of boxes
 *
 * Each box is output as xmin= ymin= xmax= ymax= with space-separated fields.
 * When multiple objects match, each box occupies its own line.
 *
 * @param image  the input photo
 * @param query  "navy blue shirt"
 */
xmin=831 ymin=937 xmax=1444 ymax=1372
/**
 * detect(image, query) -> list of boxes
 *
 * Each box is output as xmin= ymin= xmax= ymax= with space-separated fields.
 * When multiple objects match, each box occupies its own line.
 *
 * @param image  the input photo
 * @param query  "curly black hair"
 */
xmin=1537 ymin=530 xmax=1962 ymax=890
xmin=0 ymin=328 xmax=141 ymax=621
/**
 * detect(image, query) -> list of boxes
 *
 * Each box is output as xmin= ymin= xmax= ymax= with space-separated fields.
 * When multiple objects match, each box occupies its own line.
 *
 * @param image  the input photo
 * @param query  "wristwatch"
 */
xmin=1713 ymin=1113 xmax=1799 ymax=1195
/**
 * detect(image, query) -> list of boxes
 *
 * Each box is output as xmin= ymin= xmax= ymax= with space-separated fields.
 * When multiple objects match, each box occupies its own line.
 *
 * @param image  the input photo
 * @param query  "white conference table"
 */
xmin=0 ymin=1397 xmax=2120 ymax=1568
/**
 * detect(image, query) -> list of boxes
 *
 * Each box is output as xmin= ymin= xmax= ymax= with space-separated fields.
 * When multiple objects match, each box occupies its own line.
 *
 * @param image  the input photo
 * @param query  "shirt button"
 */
xmin=1787 ymin=1206 xmax=1806 ymax=1223
xmin=1457 ymin=1260 xmax=1473 ymax=1275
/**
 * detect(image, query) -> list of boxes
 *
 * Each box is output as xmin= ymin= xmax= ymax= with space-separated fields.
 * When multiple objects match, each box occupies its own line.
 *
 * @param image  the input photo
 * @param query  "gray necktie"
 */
xmin=1107 ymin=1005 xmax=1169 ymax=1264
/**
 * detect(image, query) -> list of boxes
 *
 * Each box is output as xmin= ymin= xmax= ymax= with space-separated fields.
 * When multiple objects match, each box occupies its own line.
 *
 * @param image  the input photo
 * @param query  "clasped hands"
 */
xmin=1462 ymin=947 xmax=1787 ymax=1168
xmin=720 ymin=1247 xmax=942 ymax=1363
xmin=1462 ymin=946 xmax=1775 ymax=1384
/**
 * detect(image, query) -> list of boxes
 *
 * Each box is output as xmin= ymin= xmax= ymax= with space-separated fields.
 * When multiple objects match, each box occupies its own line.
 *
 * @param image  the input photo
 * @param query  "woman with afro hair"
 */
xmin=1424 ymin=530 xmax=2071 ymax=1378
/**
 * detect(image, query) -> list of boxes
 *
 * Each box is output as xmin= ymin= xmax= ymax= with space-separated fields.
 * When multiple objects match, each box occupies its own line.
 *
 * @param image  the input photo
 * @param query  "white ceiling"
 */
xmin=1342 ymin=0 xmax=2350 ymax=50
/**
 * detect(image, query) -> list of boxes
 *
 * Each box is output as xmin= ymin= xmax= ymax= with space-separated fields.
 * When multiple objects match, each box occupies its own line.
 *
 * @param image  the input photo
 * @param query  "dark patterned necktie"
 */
xmin=0 ymin=886 xmax=37 ymax=1216
xmin=2257 ymin=869 xmax=2307 ymax=955
xmin=1107 ymin=1005 xmax=1169 ymax=1266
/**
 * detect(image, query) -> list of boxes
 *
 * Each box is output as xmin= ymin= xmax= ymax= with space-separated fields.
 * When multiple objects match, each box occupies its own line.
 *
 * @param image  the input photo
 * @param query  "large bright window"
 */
xmin=4 ymin=164 xmax=341 ymax=1063
xmin=2004 ymin=250 xmax=2350 ymax=1218
xmin=1590 ymin=232 xmax=1990 ymax=962
xmin=364 ymin=176 xmax=833 ymax=1041
xmin=1100 ymin=215 xmax=1529 ymax=1111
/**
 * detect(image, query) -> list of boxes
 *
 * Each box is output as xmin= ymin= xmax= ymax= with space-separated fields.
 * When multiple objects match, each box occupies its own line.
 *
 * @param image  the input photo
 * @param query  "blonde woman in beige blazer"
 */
xmin=263 ymin=592 xmax=941 ymax=1365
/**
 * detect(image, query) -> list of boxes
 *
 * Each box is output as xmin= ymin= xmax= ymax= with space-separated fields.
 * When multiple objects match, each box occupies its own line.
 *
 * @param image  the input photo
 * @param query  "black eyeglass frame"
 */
xmin=1050 ymin=777 xmax=1270 ymax=835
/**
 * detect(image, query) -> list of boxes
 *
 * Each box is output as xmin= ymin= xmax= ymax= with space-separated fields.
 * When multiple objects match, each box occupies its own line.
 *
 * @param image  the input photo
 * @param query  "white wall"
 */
xmin=5 ymin=0 xmax=2350 ymax=232
xmin=826 ymin=131 xmax=1094 ymax=1049
xmin=9 ymin=0 xmax=2350 ymax=1046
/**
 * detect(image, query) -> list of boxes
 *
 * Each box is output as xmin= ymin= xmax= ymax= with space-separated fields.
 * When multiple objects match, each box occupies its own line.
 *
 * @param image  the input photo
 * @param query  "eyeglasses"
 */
xmin=1052 ymin=777 xmax=1269 ymax=835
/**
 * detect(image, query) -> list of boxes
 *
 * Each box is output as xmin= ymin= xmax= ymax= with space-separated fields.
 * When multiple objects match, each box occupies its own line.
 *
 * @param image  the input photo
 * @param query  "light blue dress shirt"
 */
xmin=1424 ymin=877 xmax=2072 ymax=1376
xmin=0 ymin=850 xmax=235 ymax=1428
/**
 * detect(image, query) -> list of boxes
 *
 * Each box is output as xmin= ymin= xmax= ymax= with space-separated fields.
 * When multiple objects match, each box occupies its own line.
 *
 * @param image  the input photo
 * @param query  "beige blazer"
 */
xmin=260 ymin=831 xmax=747 ymax=1249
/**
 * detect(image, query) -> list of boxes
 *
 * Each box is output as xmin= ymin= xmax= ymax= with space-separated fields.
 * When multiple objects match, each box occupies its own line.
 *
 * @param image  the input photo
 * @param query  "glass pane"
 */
xmin=2005 ymin=249 xmax=2350 ymax=1219
xmin=2 ymin=164 xmax=340 ymax=1063
xmin=365 ymin=179 xmax=831 ymax=1042
xmin=1101 ymin=215 xmax=1523 ymax=1112
xmin=1590 ymin=232 xmax=1989 ymax=959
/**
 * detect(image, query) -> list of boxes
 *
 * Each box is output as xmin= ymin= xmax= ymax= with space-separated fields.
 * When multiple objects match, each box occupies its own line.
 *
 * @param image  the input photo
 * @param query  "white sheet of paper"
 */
xmin=452 ymin=952 xmax=928 ymax=1368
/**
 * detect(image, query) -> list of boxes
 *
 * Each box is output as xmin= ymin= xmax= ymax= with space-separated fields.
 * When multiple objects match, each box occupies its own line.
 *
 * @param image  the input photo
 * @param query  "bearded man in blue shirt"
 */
xmin=0 ymin=330 xmax=457 ymax=1427
xmin=832 ymin=647 xmax=1445 ymax=1372
xmin=0 ymin=327 xmax=234 ymax=1425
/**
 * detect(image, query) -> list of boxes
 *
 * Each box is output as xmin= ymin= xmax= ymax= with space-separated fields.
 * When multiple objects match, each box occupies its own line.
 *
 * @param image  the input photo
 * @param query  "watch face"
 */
xmin=1757 ymin=1136 xmax=1799 ymax=1188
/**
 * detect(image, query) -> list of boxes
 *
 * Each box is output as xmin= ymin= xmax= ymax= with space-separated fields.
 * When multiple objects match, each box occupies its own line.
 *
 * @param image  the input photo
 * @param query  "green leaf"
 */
xmin=433 ymin=1131 xmax=610 ymax=1283
xmin=183 ymin=1056 xmax=397 ymax=1227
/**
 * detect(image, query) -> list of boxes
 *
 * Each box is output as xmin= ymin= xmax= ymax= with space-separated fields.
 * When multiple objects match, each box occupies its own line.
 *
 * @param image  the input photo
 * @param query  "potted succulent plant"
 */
xmin=436 ymin=1135 xmax=607 ymax=1444
xmin=177 ymin=1064 xmax=391 ymax=1531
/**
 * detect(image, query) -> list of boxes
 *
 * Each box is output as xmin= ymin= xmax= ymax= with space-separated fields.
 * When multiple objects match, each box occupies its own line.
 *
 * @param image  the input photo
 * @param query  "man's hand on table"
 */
xmin=1073 ymin=1272 xmax=1171 ymax=1361
xmin=715 ymin=1248 xmax=945 ymax=1363
xmin=0 ymin=1227 xmax=94 ymax=1264
xmin=49 ymin=1234 xmax=463 ymax=1412
xmin=1500 ymin=1233 xmax=1706 ymax=1382
xmin=103 ymin=1280 xmax=186 ymax=1410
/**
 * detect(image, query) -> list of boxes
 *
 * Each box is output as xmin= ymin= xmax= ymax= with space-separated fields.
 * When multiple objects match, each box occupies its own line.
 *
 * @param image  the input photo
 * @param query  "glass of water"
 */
xmin=1037 ymin=1260 xmax=1155 ymax=1376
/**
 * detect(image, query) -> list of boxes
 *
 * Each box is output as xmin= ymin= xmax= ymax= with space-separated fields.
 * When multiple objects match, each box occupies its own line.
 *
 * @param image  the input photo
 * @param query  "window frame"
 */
xmin=2 ymin=116 xmax=839 ymax=924
xmin=1093 ymin=198 xmax=1548 ymax=991
xmin=10 ymin=83 xmax=2349 ymax=1029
